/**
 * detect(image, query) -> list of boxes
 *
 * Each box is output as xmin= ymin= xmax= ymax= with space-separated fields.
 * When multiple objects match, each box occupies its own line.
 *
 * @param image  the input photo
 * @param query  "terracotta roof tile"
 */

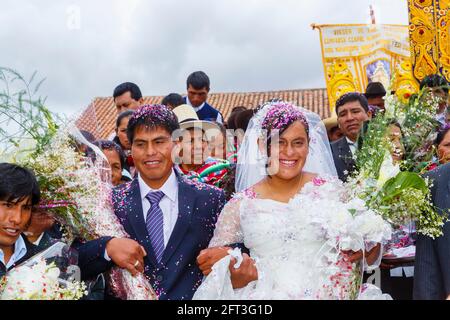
xmin=76 ymin=88 xmax=330 ymax=140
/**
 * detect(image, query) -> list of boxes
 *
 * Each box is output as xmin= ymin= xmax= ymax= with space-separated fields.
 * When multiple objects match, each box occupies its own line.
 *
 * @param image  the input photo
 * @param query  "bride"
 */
xmin=194 ymin=101 xmax=392 ymax=300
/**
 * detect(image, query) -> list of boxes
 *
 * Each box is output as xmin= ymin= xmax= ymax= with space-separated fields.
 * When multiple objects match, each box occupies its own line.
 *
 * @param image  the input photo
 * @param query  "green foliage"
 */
xmin=399 ymin=90 xmax=441 ymax=172
xmin=355 ymin=116 xmax=391 ymax=178
xmin=380 ymin=172 xmax=427 ymax=202
xmin=0 ymin=67 xmax=60 ymax=159
xmin=349 ymin=89 xmax=447 ymax=238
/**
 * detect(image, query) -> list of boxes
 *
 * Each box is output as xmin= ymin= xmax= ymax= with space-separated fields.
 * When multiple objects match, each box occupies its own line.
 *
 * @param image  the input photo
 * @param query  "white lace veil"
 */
xmin=235 ymin=102 xmax=338 ymax=192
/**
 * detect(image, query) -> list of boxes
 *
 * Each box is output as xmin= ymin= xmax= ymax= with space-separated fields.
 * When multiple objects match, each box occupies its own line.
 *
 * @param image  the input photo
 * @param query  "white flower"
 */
xmin=0 ymin=258 xmax=84 ymax=300
xmin=328 ymin=209 xmax=352 ymax=232
xmin=376 ymin=152 xmax=400 ymax=189
xmin=384 ymin=94 xmax=397 ymax=119
xmin=347 ymin=198 xmax=367 ymax=212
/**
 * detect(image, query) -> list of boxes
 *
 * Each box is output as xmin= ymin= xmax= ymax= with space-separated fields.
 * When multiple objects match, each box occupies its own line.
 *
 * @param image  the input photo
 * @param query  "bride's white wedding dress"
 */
xmin=193 ymin=177 xmax=392 ymax=300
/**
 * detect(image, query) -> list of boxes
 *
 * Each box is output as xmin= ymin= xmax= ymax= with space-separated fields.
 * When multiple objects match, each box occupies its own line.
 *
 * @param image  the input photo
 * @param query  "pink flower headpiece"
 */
xmin=261 ymin=101 xmax=309 ymax=136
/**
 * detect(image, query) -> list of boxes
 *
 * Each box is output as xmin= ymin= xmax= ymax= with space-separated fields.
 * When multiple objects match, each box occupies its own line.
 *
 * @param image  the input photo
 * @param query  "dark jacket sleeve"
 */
xmin=434 ymin=167 xmax=450 ymax=297
xmin=73 ymin=236 xmax=114 ymax=280
xmin=436 ymin=222 xmax=450 ymax=297
xmin=414 ymin=233 xmax=445 ymax=299
xmin=415 ymin=166 xmax=450 ymax=299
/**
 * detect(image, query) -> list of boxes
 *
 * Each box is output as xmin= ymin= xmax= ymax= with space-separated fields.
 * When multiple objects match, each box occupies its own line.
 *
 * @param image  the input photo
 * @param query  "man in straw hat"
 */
xmin=172 ymin=104 xmax=231 ymax=188
xmin=323 ymin=115 xmax=343 ymax=143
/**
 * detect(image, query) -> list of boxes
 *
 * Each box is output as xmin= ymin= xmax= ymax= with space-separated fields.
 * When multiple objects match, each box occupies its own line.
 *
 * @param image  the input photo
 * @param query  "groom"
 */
xmin=80 ymin=105 xmax=226 ymax=300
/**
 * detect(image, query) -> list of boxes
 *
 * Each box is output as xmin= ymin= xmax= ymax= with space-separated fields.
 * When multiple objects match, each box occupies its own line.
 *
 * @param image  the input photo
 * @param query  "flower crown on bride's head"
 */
xmin=259 ymin=101 xmax=309 ymax=137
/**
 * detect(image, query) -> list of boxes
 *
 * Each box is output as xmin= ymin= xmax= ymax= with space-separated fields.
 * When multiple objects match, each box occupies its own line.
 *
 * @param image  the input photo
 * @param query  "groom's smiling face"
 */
xmin=268 ymin=121 xmax=309 ymax=180
xmin=131 ymin=125 xmax=177 ymax=188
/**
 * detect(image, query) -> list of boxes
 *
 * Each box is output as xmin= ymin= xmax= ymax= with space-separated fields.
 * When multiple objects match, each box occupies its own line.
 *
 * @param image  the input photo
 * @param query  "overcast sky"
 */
xmin=0 ymin=0 xmax=409 ymax=118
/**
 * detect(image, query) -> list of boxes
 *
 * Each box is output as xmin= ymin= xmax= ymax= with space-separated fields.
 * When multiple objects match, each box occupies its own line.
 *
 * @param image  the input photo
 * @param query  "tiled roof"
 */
xmin=76 ymin=88 xmax=330 ymax=140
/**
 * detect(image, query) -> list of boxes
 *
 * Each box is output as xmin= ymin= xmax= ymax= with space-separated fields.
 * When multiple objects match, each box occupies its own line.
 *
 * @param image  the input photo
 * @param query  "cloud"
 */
xmin=0 ymin=0 xmax=408 ymax=117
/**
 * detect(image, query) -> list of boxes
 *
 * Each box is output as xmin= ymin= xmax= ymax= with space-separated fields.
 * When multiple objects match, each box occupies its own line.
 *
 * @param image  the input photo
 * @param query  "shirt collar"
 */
xmin=345 ymin=137 xmax=357 ymax=147
xmin=138 ymin=168 xmax=178 ymax=203
xmin=33 ymin=233 xmax=45 ymax=246
xmin=186 ymin=96 xmax=205 ymax=112
xmin=0 ymin=234 xmax=28 ymax=269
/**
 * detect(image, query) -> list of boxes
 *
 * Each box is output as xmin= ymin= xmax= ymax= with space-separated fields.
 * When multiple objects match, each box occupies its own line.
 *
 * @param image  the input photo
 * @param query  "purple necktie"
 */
xmin=145 ymin=191 xmax=165 ymax=263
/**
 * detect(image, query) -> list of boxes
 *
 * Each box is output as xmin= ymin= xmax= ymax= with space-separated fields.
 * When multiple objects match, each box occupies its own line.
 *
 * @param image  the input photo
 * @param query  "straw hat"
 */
xmin=322 ymin=115 xmax=339 ymax=131
xmin=172 ymin=104 xmax=221 ymax=140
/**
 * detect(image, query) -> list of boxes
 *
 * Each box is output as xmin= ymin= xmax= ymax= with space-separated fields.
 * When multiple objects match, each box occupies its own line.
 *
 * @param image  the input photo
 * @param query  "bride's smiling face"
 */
xmin=267 ymin=121 xmax=309 ymax=180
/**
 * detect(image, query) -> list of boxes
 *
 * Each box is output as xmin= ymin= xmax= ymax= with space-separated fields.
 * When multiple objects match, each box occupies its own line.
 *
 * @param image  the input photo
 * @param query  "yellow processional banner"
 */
xmin=313 ymin=24 xmax=419 ymax=113
xmin=408 ymin=0 xmax=450 ymax=82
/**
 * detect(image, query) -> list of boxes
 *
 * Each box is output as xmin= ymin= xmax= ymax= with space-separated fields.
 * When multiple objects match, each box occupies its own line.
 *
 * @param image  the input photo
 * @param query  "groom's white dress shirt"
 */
xmin=138 ymin=169 xmax=179 ymax=247
xmin=104 ymin=170 xmax=179 ymax=260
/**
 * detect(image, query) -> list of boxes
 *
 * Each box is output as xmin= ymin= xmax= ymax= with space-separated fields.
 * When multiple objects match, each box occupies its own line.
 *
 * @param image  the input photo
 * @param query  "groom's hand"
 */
xmin=106 ymin=238 xmax=147 ymax=276
xmin=229 ymin=254 xmax=258 ymax=289
xmin=197 ymin=247 xmax=231 ymax=276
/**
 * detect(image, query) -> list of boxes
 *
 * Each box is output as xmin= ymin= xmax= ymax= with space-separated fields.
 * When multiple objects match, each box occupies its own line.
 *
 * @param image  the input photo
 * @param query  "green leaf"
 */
xmin=380 ymin=172 xmax=427 ymax=202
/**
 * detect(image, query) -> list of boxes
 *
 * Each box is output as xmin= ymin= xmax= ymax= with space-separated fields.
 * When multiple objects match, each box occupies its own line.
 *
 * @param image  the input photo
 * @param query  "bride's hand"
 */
xmin=197 ymin=247 xmax=231 ymax=276
xmin=365 ymin=244 xmax=381 ymax=265
xmin=343 ymin=250 xmax=363 ymax=263
xmin=229 ymin=254 xmax=258 ymax=289
xmin=343 ymin=244 xmax=381 ymax=265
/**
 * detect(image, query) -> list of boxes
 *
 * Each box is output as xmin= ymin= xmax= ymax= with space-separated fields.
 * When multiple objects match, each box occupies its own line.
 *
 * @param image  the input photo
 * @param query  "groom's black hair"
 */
xmin=127 ymin=104 xmax=180 ymax=144
xmin=0 ymin=163 xmax=40 ymax=205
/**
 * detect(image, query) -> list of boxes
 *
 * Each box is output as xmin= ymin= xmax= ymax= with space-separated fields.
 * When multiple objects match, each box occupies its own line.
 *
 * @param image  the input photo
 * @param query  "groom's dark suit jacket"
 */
xmin=414 ymin=163 xmax=450 ymax=300
xmin=77 ymin=172 xmax=226 ymax=300
xmin=330 ymin=137 xmax=357 ymax=182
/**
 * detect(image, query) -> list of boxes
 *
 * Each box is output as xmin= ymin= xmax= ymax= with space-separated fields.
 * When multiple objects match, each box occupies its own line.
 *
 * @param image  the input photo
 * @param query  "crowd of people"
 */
xmin=1 ymin=70 xmax=450 ymax=300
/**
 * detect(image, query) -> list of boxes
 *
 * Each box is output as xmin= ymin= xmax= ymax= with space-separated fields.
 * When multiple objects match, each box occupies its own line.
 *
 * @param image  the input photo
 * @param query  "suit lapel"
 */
xmin=124 ymin=179 xmax=158 ymax=267
xmin=161 ymin=174 xmax=196 ymax=265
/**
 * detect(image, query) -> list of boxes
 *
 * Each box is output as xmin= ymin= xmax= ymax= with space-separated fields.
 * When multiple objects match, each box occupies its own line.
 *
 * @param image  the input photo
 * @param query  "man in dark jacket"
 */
xmin=331 ymin=92 xmax=371 ymax=181
xmin=0 ymin=163 xmax=41 ymax=277
xmin=414 ymin=162 xmax=450 ymax=300
xmin=184 ymin=71 xmax=224 ymax=123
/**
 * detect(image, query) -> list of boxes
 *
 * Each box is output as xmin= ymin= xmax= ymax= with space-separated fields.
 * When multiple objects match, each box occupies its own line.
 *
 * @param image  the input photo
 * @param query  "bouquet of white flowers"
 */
xmin=291 ymin=178 xmax=392 ymax=299
xmin=0 ymin=243 xmax=86 ymax=300
xmin=349 ymin=91 xmax=447 ymax=238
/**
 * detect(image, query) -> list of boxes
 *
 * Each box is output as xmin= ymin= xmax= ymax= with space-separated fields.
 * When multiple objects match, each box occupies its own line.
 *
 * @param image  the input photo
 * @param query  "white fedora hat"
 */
xmin=322 ymin=115 xmax=339 ymax=131
xmin=173 ymin=104 xmax=221 ymax=141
